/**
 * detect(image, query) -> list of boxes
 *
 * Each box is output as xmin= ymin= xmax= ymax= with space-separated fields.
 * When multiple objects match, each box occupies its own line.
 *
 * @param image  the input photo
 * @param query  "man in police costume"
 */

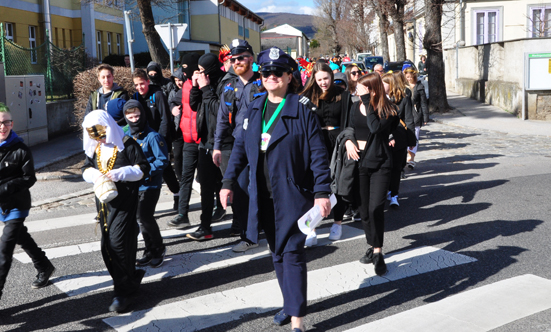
xmin=213 ymin=39 xmax=265 ymax=252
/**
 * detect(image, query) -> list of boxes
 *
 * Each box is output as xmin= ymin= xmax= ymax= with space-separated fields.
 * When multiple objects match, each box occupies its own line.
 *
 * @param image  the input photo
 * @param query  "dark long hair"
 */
xmin=344 ymin=64 xmax=359 ymax=95
xmin=357 ymin=73 xmax=396 ymax=119
xmin=300 ymin=62 xmax=339 ymax=106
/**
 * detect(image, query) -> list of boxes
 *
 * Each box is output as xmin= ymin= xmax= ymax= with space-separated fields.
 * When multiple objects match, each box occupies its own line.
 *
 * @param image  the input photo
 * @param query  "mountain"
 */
xmin=257 ymin=12 xmax=317 ymax=39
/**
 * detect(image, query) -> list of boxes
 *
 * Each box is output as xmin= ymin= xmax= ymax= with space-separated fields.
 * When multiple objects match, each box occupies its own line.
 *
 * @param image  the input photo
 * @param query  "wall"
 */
xmin=46 ymin=99 xmax=77 ymax=138
xmin=444 ymin=37 xmax=551 ymax=120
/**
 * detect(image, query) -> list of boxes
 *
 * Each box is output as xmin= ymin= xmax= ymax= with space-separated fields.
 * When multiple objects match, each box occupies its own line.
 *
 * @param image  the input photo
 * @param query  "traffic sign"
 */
xmin=155 ymin=23 xmax=187 ymax=49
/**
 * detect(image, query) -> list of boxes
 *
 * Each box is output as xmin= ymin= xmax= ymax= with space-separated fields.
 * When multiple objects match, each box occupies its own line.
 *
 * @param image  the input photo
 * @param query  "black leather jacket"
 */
xmin=0 ymin=133 xmax=36 ymax=212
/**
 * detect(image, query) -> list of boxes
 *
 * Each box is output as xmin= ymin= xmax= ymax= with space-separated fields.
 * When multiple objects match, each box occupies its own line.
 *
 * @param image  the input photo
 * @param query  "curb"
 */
xmin=32 ymin=188 xmax=93 ymax=208
xmin=36 ymin=174 xmax=82 ymax=181
xmin=34 ymin=151 xmax=83 ymax=173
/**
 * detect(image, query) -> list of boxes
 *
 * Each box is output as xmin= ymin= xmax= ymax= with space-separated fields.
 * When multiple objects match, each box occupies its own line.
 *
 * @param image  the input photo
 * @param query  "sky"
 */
xmin=237 ymin=0 xmax=317 ymax=15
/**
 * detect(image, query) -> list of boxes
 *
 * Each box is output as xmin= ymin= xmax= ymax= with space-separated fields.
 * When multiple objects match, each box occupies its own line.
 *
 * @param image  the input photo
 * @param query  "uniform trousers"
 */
xmin=177 ymin=142 xmax=199 ymax=216
xmin=137 ymin=189 xmax=164 ymax=257
xmin=259 ymin=196 xmax=307 ymax=317
xmin=0 ymin=218 xmax=50 ymax=294
xmin=220 ymin=149 xmax=250 ymax=240
xmin=358 ymin=167 xmax=391 ymax=248
xmin=197 ymin=148 xmax=223 ymax=230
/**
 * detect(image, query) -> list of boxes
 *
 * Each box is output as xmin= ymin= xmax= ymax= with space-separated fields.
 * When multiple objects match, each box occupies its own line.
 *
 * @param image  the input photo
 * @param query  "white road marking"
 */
xmin=50 ymin=225 xmax=366 ymax=296
xmin=103 ymin=246 xmax=476 ymax=332
xmin=343 ymin=274 xmax=551 ymax=332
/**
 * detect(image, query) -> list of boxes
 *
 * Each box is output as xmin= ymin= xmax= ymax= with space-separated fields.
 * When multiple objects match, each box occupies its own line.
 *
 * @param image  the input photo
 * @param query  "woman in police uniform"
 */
xmin=220 ymin=47 xmax=332 ymax=332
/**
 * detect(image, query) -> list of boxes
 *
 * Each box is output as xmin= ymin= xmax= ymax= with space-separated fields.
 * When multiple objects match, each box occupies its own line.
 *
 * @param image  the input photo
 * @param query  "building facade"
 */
xmin=1 ymin=0 xmax=125 ymax=61
xmin=261 ymin=24 xmax=309 ymax=59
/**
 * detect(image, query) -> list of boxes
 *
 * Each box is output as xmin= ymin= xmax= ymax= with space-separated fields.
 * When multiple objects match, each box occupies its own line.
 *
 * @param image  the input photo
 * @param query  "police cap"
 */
xmin=230 ymin=38 xmax=254 ymax=56
xmin=258 ymin=47 xmax=298 ymax=73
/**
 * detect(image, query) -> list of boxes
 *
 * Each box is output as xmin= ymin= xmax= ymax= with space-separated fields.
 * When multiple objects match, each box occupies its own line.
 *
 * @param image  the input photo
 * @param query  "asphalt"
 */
xmin=30 ymin=91 xmax=551 ymax=175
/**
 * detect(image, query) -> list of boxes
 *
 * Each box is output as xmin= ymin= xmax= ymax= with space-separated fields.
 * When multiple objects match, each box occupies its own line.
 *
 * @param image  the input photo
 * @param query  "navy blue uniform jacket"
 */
xmin=223 ymin=93 xmax=331 ymax=255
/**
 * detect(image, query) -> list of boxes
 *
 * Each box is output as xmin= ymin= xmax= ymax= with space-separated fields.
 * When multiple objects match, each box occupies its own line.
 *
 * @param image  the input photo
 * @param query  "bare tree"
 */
xmin=423 ymin=0 xmax=450 ymax=112
xmin=134 ymin=0 xmax=170 ymax=66
xmin=387 ymin=0 xmax=407 ymax=61
xmin=314 ymin=0 xmax=347 ymax=55
xmin=368 ymin=0 xmax=391 ymax=61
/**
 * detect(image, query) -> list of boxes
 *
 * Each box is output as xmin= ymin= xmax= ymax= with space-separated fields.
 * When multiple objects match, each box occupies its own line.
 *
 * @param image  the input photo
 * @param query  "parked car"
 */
xmin=364 ymin=56 xmax=384 ymax=71
xmin=341 ymin=61 xmax=367 ymax=73
xmin=383 ymin=60 xmax=417 ymax=73
xmin=356 ymin=53 xmax=372 ymax=62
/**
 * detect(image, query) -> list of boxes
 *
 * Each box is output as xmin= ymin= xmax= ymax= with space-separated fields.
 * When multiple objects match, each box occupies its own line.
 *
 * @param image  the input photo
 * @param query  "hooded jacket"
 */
xmin=0 ymin=131 xmax=36 ymax=218
xmin=85 ymin=83 xmax=128 ymax=115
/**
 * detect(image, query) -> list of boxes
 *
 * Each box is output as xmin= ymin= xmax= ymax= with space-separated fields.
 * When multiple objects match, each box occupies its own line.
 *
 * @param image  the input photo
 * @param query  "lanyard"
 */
xmin=262 ymin=96 xmax=286 ymax=133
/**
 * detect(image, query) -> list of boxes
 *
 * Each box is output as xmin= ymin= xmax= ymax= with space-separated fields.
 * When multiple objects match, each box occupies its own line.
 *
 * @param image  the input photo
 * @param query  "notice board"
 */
xmin=526 ymin=52 xmax=551 ymax=90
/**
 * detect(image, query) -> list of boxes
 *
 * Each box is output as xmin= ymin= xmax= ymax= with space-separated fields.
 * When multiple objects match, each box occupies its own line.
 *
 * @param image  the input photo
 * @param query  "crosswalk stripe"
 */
xmin=343 ymin=274 xmax=551 ymax=332
xmin=49 ymin=225 xmax=366 ymax=297
xmin=103 ymin=246 xmax=476 ymax=332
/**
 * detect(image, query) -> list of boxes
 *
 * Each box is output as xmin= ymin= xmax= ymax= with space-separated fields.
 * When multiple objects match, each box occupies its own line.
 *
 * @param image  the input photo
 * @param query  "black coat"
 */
xmin=0 ymin=132 xmax=36 ymax=212
xmin=391 ymin=89 xmax=416 ymax=150
xmin=330 ymin=127 xmax=357 ymax=200
xmin=411 ymin=81 xmax=429 ymax=127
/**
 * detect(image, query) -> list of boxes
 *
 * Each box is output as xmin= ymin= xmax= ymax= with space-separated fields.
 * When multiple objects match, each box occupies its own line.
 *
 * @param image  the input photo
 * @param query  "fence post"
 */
xmin=0 ymin=24 xmax=5 ymax=76
xmin=45 ymin=29 xmax=53 ymax=101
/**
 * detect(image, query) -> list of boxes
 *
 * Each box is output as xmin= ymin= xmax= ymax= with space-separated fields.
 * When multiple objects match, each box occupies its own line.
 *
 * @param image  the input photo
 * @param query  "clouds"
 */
xmin=239 ymin=0 xmax=316 ymax=15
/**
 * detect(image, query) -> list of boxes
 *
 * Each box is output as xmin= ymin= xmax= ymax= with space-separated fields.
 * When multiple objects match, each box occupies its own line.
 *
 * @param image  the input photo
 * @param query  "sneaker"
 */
xmin=343 ymin=207 xmax=353 ymax=221
xmin=373 ymin=252 xmax=387 ymax=276
xmin=232 ymin=241 xmax=259 ymax=252
xmin=353 ymin=210 xmax=361 ymax=222
xmin=273 ymin=308 xmax=292 ymax=326
xmin=305 ymin=231 xmax=317 ymax=247
xmin=31 ymin=263 xmax=55 ymax=289
xmin=389 ymin=195 xmax=399 ymax=208
xmin=150 ymin=247 xmax=166 ymax=268
xmin=386 ymin=191 xmax=391 ymax=201
xmin=136 ymin=252 xmax=152 ymax=266
xmin=109 ymin=296 xmax=130 ymax=313
xmin=186 ymin=226 xmax=213 ymax=241
xmin=167 ymin=214 xmax=191 ymax=229
xmin=407 ymin=161 xmax=416 ymax=169
xmin=212 ymin=208 xmax=226 ymax=222
xmin=328 ymin=223 xmax=342 ymax=241
xmin=359 ymin=247 xmax=374 ymax=264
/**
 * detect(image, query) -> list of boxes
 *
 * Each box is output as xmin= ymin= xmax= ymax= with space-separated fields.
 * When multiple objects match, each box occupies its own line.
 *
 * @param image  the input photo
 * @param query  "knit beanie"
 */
xmin=198 ymin=53 xmax=221 ymax=75
xmin=180 ymin=53 xmax=200 ymax=78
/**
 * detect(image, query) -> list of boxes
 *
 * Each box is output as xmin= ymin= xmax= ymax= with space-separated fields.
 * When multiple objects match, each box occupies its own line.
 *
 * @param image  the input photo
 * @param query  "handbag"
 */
xmin=400 ymin=119 xmax=417 ymax=147
xmin=93 ymin=174 xmax=118 ymax=203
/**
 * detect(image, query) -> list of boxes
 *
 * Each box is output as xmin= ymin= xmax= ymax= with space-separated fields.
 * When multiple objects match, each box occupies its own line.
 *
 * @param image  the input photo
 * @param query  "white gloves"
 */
xmin=83 ymin=168 xmax=103 ymax=184
xmin=106 ymin=165 xmax=144 ymax=182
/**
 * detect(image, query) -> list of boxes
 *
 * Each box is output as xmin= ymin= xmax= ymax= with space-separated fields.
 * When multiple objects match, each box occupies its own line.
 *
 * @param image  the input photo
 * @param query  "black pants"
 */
xmin=177 ymin=142 xmax=199 ymax=216
xmin=137 ymin=189 xmax=164 ymax=258
xmin=0 ymin=218 xmax=50 ymax=293
xmin=197 ymin=148 xmax=223 ymax=230
xmin=162 ymin=138 xmax=180 ymax=194
xmin=258 ymin=197 xmax=307 ymax=317
xmin=389 ymin=147 xmax=407 ymax=197
xmin=220 ymin=149 xmax=250 ymax=240
xmin=172 ymin=137 xmax=184 ymax=182
xmin=358 ymin=167 xmax=391 ymax=248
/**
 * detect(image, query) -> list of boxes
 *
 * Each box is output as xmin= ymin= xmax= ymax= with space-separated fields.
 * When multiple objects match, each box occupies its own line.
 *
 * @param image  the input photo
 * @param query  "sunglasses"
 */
xmin=260 ymin=70 xmax=286 ymax=78
xmin=230 ymin=55 xmax=251 ymax=63
xmin=87 ymin=125 xmax=107 ymax=141
xmin=350 ymin=71 xmax=360 ymax=76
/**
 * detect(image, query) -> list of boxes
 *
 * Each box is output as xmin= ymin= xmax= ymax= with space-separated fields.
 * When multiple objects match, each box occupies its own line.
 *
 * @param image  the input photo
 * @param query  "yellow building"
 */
xmin=1 ymin=0 xmax=124 ymax=61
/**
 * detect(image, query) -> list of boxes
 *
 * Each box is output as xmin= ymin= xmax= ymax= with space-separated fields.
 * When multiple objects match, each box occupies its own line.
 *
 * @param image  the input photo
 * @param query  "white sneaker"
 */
xmin=407 ymin=161 xmax=416 ymax=169
xmin=305 ymin=231 xmax=317 ymax=247
xmin=328 ymin=223 xmax=342 ymax=241
xmin=389 ymin=195 xmax=399 ymax=208
xmin=232 ymin=241 xmax=259 ymax=252
xmin=386 ymin=191 xmax=391 ymax=201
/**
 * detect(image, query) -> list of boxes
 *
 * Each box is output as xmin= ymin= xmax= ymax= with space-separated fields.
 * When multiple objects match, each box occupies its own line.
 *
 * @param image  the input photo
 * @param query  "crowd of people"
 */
xmin=0 ymin=39 xmax=429 ymax=332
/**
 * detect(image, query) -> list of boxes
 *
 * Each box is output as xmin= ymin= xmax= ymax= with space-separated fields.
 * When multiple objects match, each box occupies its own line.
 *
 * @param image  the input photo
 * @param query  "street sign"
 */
xmin=155 ymin=23 xmax=187 ymax=49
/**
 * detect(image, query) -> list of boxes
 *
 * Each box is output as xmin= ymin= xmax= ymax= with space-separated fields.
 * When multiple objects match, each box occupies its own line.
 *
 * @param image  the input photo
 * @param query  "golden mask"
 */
xmin=87 ymin=125 xmax=107 ymax=140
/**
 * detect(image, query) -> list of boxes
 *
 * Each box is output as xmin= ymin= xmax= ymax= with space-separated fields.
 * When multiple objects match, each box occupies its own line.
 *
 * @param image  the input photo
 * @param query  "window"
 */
xmin=245 ymin=28 xmax=249 ymax=38
xmin=97 ymin=31 xmax=102 ymax=60
xmin=530 ymin=6 xmax=551 ymax=37
xmin=29 ymin=26 xmax=37 ymax=64
xmin=238 ymin=26 xmax=244 ymax=36
xmin=116 ymin=33 xmax=121 ymax=54
xmin=5 ymin=23 xmax=14 ymax=42
xmin=473 ymin=10 xmax=499 ymax=44
xmin=107 ymin=32 xmax=112 ymax=54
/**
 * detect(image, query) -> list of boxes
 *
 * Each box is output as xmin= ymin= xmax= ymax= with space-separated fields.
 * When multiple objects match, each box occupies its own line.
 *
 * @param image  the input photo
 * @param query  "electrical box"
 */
xmin=4 ymin=75 xmax=48 ymax=146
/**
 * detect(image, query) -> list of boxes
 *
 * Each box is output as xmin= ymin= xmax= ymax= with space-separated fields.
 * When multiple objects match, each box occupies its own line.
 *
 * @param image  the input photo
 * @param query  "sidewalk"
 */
xmin=31 ymin=130 xmax=83 ymax=170
xmin=433 ymin=91 xmax=551 ymax=137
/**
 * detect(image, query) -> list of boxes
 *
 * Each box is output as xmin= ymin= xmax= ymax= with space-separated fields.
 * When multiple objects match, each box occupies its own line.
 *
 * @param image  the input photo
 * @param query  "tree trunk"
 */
xmin=390 ymin=0 xmax=406 ymax=61
xmin=375 ymin=5 xmax=390 ymax=62
xmin=423 ymin=0 xmax=450 ymax=113
xmin=136 ymin=0 xmax=169 ymax=67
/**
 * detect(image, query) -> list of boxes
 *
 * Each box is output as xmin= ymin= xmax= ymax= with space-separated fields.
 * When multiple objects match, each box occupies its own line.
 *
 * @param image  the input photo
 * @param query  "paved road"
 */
xmin=1 ymin=120 xmax=551 ymax=332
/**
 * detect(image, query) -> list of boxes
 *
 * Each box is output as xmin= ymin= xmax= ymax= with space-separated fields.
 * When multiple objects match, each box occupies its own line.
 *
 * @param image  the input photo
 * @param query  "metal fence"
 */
xmin=0 ymin=25 xmax=86 ymax=101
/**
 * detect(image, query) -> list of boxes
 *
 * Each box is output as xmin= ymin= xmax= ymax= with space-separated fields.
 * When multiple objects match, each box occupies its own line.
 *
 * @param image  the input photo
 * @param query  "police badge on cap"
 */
xmin=269 ymin=48 xmax=280 ymax=60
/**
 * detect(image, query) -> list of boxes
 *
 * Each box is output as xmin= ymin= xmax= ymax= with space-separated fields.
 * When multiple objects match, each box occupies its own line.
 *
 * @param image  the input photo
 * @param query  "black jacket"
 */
xmin=0 ymin=132 xmax=36 ymax=212
xmin=330 ymin=127 xmax=357 ymax=200
xmin=411 ymin=81 xmax=429 ymax=127
xmin=390 ymin=89 xmax=416 ymax=150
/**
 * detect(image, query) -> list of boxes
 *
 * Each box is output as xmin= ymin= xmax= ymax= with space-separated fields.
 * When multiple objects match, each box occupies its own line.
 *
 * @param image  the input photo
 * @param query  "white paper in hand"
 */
xmin=297 ymin=194 xmax=337 ymax=235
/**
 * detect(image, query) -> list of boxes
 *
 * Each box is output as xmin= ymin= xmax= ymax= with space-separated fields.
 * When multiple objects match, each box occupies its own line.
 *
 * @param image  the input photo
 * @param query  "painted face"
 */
xmin=133 ymin=77 xmax=149 ymax=96
xmin=125 ymin=109 xmax=141 ymax=123
xmin=315 ymin=71 xmax=332 ymax=91
xmin=98 ymin=69 xmax=114 ymax=91
xmin=0 ymin=112 xmax=13 ymax=142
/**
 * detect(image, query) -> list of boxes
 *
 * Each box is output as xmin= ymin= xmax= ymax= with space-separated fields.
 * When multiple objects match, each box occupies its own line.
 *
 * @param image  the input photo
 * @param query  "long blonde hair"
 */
xmin=381 ymin=73 xmax=404 ymax=104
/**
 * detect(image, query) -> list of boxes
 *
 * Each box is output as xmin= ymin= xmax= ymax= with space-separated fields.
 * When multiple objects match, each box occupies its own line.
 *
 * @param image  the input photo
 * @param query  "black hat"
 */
xmin=230 ymin=38 xmax=254 ymax=56
xmin=198 ymin=53 xmax=221 ymax=75
xmin=258 ymin=47 xmax=298 ymax=73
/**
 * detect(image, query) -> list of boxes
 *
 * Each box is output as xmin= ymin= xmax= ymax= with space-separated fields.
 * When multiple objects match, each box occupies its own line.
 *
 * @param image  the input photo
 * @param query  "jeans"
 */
xmin=0 ymin=218 xmax=50 ymax=292
xmin=358 ymin=167 xmax=391 ymax=248
xmin=177 ymin=142 xmax=199 ymax=216
xmin=137 ymin=189 xmax=164 ymax=257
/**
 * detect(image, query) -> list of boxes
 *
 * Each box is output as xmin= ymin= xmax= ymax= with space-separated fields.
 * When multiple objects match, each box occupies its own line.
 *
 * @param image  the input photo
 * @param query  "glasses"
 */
xmin=260 ymin=70 xmax=285 ymax=78
xmin=350 ymin=71 xmax=360 ymax=76
xmin=0 ymin=120 xmax=13 ymax=127
xmin=229 ymin=55 xmax=251 ymax=63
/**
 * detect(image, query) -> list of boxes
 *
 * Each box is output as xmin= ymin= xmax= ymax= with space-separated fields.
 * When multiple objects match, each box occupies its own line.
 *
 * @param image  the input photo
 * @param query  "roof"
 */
xmin=261 ymin=24 xmax=309 ymax=39
xmin=218 ymin=0 xmax=263 ymax=24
